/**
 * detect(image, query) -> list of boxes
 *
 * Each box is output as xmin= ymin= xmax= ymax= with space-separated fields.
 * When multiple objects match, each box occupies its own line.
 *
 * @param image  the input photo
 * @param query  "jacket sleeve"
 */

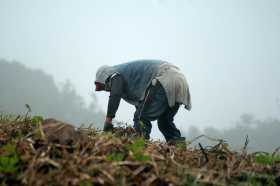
xmin=106 ymin=74 xmax=123 ymax=118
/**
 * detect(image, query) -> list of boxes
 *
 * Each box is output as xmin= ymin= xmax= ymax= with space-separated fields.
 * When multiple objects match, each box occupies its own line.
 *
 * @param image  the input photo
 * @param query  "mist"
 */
xmin=0 ymin=1 xmax=279 ymax=149
xmin=0 ymin=59 xmax=105 ymax=128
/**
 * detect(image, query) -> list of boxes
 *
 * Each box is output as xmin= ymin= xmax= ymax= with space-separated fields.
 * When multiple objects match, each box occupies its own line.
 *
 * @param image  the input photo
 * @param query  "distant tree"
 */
xmin=0 ymin=59 xmax=104 ymax=128
xmin=182 ymin=114 xmax=280 ymax=152
xmin=240 ymin=113 xmax=254 ymax=126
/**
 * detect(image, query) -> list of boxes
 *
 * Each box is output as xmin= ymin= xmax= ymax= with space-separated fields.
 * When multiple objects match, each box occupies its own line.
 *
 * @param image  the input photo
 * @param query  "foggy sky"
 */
xmin=1 ymin=0 xmax=279 ymax=139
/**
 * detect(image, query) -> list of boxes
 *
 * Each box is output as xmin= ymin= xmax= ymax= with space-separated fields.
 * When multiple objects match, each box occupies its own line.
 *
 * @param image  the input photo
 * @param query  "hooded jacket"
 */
xmin=95 ymin=59 xmax=165 ymax=105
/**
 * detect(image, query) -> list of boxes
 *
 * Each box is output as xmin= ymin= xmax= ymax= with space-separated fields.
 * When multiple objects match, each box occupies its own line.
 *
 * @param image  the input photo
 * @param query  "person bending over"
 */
xmin=94 ymin=59 xmax=191 ymax=143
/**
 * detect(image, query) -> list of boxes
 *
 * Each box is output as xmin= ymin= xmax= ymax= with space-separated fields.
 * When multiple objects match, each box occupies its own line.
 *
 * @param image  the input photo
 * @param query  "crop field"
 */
xmin=0 ymin=114 xmax=279 ymax=186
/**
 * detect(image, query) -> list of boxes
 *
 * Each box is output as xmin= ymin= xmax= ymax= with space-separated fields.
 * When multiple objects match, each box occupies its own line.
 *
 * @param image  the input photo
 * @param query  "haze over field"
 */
xmin=1 ymin=0 xmax=280 ymax=141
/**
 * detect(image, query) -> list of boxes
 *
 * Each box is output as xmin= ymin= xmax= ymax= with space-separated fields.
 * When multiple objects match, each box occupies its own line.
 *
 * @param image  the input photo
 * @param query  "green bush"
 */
xmin=0 ymin=144 xmax=20 ymax=174
xmin=31 ymin=115 xmax=44 ymax=127
xmin=125 ymin=138 xmax=150 ymax=162
xmin=106 ymin=152 xmax=125 ymax=161
xmin=255 ymin=154 xmax=280 ymax=165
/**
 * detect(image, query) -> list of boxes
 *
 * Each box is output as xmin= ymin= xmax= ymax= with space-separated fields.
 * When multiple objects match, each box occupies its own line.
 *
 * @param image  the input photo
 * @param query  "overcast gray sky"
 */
xmin=1 ymin=0 xmax=280 ymax=138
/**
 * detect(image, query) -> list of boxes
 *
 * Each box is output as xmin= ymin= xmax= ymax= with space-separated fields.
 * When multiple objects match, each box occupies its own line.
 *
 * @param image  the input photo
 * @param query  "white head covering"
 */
xmin=95 ymin=65 xmax=115 ymax=84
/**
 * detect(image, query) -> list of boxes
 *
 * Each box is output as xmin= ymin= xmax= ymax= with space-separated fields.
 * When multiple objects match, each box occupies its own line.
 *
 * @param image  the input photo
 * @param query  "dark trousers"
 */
xmin=133 ymin=82 xmax=184 ymax=142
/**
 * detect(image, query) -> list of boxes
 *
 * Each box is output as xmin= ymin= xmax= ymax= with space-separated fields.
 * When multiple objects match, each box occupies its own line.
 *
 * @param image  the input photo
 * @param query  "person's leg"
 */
xmin=133 ymin=105 xmax=142 ymax=134
xmin=133 ymin=82 xmax=168 ymax=139
xmin=158 ymin=103 xmax=185 ymax=142
xmin=133 ymin=109 xmax=153 ymax=139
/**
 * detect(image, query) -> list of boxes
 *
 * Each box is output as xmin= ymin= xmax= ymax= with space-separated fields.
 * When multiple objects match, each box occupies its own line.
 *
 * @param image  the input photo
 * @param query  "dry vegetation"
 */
xmin=0 ymin=114 xmax=279 ymax=186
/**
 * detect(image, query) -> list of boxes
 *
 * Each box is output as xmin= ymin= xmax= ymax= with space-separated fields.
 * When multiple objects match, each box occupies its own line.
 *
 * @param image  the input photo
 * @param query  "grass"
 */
xmin=125 ymin=138 xmax=151 ymax=161
xmin=0 ymin=144 xmax=20 ymax=174
xmin=255 ymin=153 xmax=280 ymax=165
xmin=106 ymin=152 xmax=125 ymax=161
xmin=0 ymin=113 xmax=279 ymax=186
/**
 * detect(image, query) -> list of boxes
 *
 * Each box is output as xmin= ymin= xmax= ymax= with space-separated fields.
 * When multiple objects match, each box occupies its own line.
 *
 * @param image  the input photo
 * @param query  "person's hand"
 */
xmin=103 ymin=117 xmax=113 ymax=132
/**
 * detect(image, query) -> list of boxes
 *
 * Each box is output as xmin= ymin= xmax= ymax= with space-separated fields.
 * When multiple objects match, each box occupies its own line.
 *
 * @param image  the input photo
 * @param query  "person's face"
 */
xmin=95 ymin=82 xmax=105 ymax=91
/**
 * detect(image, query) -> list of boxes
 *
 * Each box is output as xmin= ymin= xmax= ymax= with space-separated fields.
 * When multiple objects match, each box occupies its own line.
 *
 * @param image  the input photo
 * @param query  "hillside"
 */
xmin=0 ymin=114 xmax=279 ymax=186
xmin=0 ymin=60 xmax=105 ymax=128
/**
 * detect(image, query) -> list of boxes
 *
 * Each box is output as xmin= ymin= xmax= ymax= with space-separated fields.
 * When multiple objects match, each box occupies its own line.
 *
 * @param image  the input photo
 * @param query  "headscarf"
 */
xmin=95 ymin=65 xmax=115 ymax=84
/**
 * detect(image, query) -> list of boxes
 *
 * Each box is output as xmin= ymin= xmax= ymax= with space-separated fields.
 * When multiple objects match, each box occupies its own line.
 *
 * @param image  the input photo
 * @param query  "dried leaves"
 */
xmin=0 ymin=116 xmax=279 ymax=186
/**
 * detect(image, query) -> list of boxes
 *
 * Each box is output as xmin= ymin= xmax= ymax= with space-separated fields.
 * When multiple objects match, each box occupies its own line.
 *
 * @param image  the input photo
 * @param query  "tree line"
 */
xmin=0 ymin=59 xmax=104 ymax=128
xmin=184 ymin=113 xmax=280 ymax=152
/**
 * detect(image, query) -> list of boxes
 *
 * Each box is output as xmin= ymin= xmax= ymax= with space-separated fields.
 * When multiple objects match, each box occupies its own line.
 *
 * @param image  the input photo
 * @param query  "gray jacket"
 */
xmin=95 ymin=59 xmax=165 ymax=105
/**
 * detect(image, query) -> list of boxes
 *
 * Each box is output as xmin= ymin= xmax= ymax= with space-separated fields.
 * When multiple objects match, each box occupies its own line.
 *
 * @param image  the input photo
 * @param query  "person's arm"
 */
xmin=106 ymin=74 xmax=123 ymax=120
